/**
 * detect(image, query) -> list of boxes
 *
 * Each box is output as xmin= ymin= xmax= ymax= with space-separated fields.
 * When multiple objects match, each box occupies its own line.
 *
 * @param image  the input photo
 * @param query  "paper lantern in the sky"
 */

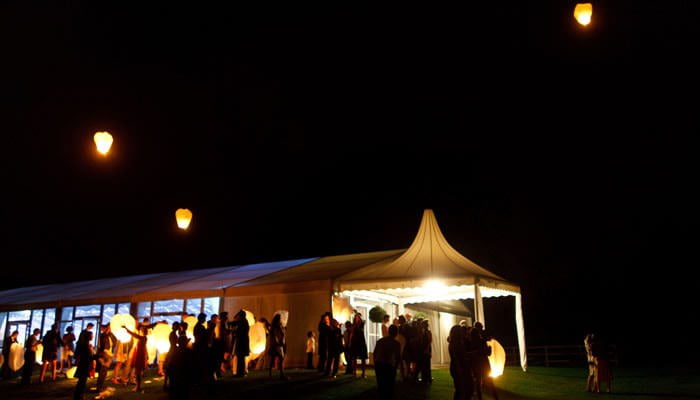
xmin=94 ymin=131 xmax=113 ymax=155
xmin=574 ymin=3 xmax=593 ymax=26
xmin=175 ymin=208 xmax=192 ymax=230
xmin=487 ymin=338 xmax=506 ymax=378
xmin=248 ymin=321 xmax=267 ymax=360
xmin=150 ymin=323 xmax=172 ymax=354
xmin=110 ymin=313 xmax=136 ymax=343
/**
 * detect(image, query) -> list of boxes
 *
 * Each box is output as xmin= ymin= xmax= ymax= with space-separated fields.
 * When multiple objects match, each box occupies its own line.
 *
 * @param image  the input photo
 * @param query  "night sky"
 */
xmin=2 ymin=2 xmax=699 ymax=364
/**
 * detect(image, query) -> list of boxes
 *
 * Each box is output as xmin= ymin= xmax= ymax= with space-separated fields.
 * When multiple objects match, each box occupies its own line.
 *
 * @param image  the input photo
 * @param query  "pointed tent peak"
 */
xmin=338 ymin=209 xmax=506 ymax=283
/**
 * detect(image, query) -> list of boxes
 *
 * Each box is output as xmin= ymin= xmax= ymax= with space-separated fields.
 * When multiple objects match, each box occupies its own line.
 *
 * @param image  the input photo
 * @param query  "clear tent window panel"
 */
xmin=186 ymin=299 xmax=202 ymax=316
xmin=204 ymin=297 xmax=219 ymax=316
xmin=43 ymin=309 xmax=56 ymax=334
xmin=75 ymin=305 xmax=101 ymax=318
xmin=9 ymin=310 xmax=31 ymax=321
xmin=31 ymin=310 xmax=44 ymax=333
xmin=118 ymin=303 xmax=131 ymax=315
xmin=62 ymin=307 xmax=74 ymax=321
xmin=137 ymin=302 xmax=152 ymax=318
xmin=153 ymin=299 xmax=184 ymax=314
xmin=102 ymin=304 xmax=116 ymax=322
xmin=0 ymin=312 xmax=7 ymax=348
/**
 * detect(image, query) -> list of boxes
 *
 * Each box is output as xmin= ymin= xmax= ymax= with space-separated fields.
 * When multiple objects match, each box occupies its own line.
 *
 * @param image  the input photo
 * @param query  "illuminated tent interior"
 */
xmin=0 ymin=210 xmax=526 ymax=370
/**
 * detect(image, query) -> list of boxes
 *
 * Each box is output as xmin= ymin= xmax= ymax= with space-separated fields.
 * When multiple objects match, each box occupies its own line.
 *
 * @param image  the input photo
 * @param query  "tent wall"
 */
xmin=223 ymin=290 xmax=331 ymax=367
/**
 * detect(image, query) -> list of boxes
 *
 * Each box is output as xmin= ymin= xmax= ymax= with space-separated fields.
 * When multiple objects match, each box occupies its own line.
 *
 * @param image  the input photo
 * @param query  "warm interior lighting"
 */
xmin=488 ymin=338 xmax=506 ymax=378
xmin=175 ymin=208 xmax=193 ymax=230
xmin=93 ymin=131 xmax=113 ymax=155
xmin=110 ymin=313 xmax=136 ymax=343
xmin=574 ymin=3 xmax=593 ymax=26
xmin=423 ymin=279 xmax=447 ymax=292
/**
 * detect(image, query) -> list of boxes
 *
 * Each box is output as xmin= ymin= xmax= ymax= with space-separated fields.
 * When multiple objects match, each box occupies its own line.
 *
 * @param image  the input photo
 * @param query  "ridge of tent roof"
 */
xmin=337 ymin=209 xmax=506 ymax=282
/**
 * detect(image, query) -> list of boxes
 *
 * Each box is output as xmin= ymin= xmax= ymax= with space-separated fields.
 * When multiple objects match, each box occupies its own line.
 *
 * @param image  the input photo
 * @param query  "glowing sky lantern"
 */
xmin=175 ymin=208 xmax=193 ymax=230
xmin=110 ymin=313 xmax=136 ymax=343
xmin=487 ymin=338 xmax=506 ymax=378
xmin=184 ymin=315 xmax=197 ymax=341
xmin=248 ymin=321 xmax=267 ymax=360
xmin=65 ymin=366 xmax=78 ymax=379
xmin=574 ymin=3 xmax=593 ymax=26
xmin=35 ymin=343 xmax=43 ymax=365
xmin=150 ymin=323 xmax=172 ymax=354
xmin=243 ymin=310 xmax=256 ymax=327
xmin=93 ymin=131 xmax=113 ymax=155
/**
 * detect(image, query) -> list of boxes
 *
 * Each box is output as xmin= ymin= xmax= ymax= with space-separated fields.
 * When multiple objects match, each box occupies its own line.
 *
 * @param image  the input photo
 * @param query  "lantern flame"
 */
xmin=574 ymin=3 xmax=593 ymax=26
xmin=94 ymin=131 xmax=113 ymax=155
xmin=175 ymin=208 xmax=193 ymax=230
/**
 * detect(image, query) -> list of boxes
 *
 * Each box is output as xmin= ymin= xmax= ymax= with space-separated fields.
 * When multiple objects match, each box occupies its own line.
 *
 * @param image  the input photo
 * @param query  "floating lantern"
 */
xmin=150 ymin=323 xmax=172 ymax=354
xmin=93 ymin=131 xmax=113 ymax=155
xmin=110 ymin=313 xmax=136 ymax=343
xmin=487 ymin=338 xmax=506 ymax=378
xmin=574 ymin=3 xmax=593 ymax=26
xmin=243 ymin=310 xmax=256 ymax=327
xmin=175 ymin=208 xmax=193 ymax=230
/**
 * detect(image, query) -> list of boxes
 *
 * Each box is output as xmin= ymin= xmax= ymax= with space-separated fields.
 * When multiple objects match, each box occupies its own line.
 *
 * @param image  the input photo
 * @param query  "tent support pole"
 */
xmin=515 ymin=292 xmax=527 ymax=371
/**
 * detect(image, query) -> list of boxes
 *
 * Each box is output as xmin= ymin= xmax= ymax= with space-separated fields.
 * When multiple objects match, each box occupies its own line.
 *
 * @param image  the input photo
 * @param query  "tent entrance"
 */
xmin=333 ymin=282 xmax=527 ymax=370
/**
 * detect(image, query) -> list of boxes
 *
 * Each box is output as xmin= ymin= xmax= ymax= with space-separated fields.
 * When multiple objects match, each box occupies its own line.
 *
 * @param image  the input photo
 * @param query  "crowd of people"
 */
xmin=2 ymin=307 xmax=508 ymax=400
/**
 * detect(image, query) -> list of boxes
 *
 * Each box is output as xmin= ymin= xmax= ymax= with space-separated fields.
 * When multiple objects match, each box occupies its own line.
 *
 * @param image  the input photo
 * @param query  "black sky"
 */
xmin=2 ymin=2 xmax=699 ymax=364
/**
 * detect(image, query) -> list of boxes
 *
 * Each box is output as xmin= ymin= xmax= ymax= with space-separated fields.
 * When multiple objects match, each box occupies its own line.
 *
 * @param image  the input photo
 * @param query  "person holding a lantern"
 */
xmin=122 ymin=324 xmax=149 ymax=393
xmin=73 ymin=330 xmax=95 ymax=400
xmin=350 ymin=312 xmax=368 ymax=379
xmin=95 ymin=324 xmax=117 ymax=392
xmin=231 ymin=310 xmax=250 ymax=378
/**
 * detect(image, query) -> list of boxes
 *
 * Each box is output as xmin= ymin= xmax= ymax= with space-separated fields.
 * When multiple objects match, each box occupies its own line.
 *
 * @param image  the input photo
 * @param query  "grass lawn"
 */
xmin=1 ymin=366 xmax=698 ymax=400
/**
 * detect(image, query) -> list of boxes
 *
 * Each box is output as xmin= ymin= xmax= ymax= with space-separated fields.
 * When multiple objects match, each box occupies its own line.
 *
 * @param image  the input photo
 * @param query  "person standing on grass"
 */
xmin=21 ymin=329 xmax=41 ymax=385
xmin=268 ymin=313 xmax=288 ymax=380
xmin=373 ymin=324 xmax=402 ymax=400
xmin=95 ymin=324 xmax=117 ymax=393
xmin=591 ymin=333 xmax=612 ymax=393
xmin=317 ymin=312 xmax=332 ymax=373
xmin=306 ymin=331 xmax=316 ymax=369
xmin=350 ymin=312 xmax=368 ymax=379
xmin=381 ymin=314 xmax=391 ymax=338
xmin=584 ymin=333 xmax=596 ymax=392
xmin=61 ymin=326 xmax=76 ymax=371
xmin=448 ymin=325 xmax=473 ymax=400
xmin=73 ymin=330 xmax=95 ymax=400
xmin=123 ymin=324 xmax=148 ymax=392
xmin=40 ymin=324 xmax=63 ymax=382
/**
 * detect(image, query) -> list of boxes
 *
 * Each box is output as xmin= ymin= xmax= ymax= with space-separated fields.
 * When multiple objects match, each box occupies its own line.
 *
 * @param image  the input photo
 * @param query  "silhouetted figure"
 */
xmin=40 ymin=324 xmax=63 ymax=382
xmin=350 ymin=313 xmax=368 ymax=378
xmin=231 ymin=310 xmax=250 ymax=377
xmin=73 ymin=330 xmax=95 ymax=400
xmin=591 ymin=333 xmax=612 ymax=393
xmin=21 ymin=329 xmax=41 ymax=385
xmin=306 ymin=331 xmax=316 ymax=369
xmin=323 ymin=319 xmax=343 ymax=378
xmin=373 ymin=324 xmax=402 ymax=400
xmin=448 ymin=325 xmax=473 ymax=400
xmin=268 ymin=313 xmax=288 ymax=380
xmin=123 ymin=325 xmax=148 ymax=392
xmin=471 ymin=322 xmax=498 ymax=400
xmin=1 ymin=331 xmax=18 ymax=379
xmin=584 ymin=333 xmax=596 ymax=392
xmin=317 ymin=312 xmax=331 ymax=372
xmin=95 ymin=324 xmax=117 ymax=392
